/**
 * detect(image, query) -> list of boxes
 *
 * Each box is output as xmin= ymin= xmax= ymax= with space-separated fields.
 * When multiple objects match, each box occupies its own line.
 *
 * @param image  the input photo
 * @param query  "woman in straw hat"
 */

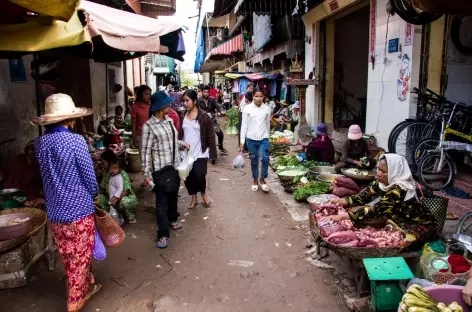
xmin=33 ymin=94 xmax=101 ymax=312
xmin=334 ymin=124 xmax=376 ymax=173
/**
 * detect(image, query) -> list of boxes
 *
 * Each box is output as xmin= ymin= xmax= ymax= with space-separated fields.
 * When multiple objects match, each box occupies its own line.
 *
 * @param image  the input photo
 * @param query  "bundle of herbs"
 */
xmin=293 ymin=181 xmax=330 ymax=202
xmin=225 ymin=107 xmax=239 ymax=135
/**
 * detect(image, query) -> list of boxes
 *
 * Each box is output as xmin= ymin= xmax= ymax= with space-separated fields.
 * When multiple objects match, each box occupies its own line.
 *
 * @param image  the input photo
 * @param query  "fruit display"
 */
xmin=400 ymin=285 xmax=464 ymax=312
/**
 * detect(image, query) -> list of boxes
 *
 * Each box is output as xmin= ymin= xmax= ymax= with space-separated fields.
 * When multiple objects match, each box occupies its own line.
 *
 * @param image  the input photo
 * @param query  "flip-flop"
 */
xmin=187 ymin=202 xmax=198 ymax=209
xmin=202 ymin=198 xmax=213 ymax=207
xmin=84 ymin=283 xmax=102 ymax=302
xmin=446 ymin=212 xmax=459 ymax=220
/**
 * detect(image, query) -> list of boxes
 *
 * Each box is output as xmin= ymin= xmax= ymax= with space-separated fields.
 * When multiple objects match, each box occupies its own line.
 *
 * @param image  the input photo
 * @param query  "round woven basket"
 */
xmin=0 ymin=208 xmax=47 ymax=253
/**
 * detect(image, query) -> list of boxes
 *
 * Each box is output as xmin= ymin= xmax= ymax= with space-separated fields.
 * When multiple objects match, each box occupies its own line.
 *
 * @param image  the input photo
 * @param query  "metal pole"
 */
xmin=33 ymin=53 xmax=42 ymax=135
xmin=123 ymin=61 xmax=128 ymax=114
xmin=105 ymin=63 xmax=109 ymax=118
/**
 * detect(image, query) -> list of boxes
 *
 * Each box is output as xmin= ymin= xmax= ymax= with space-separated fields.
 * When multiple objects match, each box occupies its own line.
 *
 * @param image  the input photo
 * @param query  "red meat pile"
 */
xmin=325 ymin=227 xmax=406 ymax=248
xmin=314 ymin=203 xmax=344 ymax=219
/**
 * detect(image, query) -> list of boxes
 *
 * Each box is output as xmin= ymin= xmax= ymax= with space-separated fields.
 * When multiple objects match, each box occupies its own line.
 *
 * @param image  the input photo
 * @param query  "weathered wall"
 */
xmin=364 ymin=0 xmax=422 ymax=148
xmin=0 ymin=55 xmax=38 ymax=165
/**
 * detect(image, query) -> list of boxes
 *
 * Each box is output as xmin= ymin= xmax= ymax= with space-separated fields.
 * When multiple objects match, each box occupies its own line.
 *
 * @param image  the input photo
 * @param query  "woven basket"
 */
xmin=94 ymin=207 xmax=125 ymax=248
xmin=421 ymin=254 xmax=471 ymax=284
xmin=324 ymin=240 xmax=406 ymax=260
xmin=0 ymin=208 xmax=47 ymax=253
xmin=309 ymin=212 xmax=407 ymax=259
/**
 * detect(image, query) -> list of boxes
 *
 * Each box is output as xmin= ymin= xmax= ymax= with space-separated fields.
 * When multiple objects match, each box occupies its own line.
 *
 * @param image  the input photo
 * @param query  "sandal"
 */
xmin=260 ymin=183 xmax=270 ymax=193
xmin=251 ymin=184 xmax=259 ymax=192
xmin=129 ymin=217 xmax=137 ymax=224
xmin=84 ymin=283 xmax=102 ymax=301
xmin=201 ymin=194 xmax=213 ymax=207
xmin=187 ymin=202 xmax=198 ymax=209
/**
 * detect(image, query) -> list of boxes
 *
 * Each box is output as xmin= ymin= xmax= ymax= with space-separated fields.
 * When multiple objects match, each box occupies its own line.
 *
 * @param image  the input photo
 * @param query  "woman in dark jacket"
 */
xmin=180 ymin=89 xmax=217 ymax=209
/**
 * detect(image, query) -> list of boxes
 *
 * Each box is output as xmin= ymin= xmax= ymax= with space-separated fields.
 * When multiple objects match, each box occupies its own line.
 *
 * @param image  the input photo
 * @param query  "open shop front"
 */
xmin=0 ymin=0 xmax=184 ymax=290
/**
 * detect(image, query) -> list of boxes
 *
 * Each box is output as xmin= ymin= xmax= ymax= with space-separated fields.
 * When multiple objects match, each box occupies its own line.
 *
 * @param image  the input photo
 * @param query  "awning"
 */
xmin=205 ymin=34 xmax=244 ymax=61
xmin=220 ymin=71 xmax=283 ymax=80
xmin=7 ymin=0 xmax=80 ymax=21
xmin=79 ymin=1 xmax=183 ymax=54
xmin=0 ymin=9 xmax=89 ymax=52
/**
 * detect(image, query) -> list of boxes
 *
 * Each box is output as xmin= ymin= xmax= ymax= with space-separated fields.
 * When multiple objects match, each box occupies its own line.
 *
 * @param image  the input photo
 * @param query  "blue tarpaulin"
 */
xmin=194 ymin=28 xmax=205 ymax=73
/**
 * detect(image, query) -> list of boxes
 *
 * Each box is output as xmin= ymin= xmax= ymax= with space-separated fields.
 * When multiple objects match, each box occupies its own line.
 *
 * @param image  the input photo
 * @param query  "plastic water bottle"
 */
xmin=109 ymin=206 xmax=123 ymax=226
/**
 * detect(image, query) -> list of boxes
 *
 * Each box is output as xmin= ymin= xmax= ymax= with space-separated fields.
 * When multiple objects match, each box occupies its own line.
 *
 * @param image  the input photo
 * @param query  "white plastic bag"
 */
xmin=177 ymin=151 xmax=194 ymax=180
xmin=232 ymin=152 xmax=245 ymax=169
xmin=109 ymin=206 xmax=124 ymax=226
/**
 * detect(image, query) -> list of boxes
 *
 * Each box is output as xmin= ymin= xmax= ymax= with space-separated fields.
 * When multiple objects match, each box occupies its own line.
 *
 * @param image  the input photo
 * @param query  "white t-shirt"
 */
xmin=182 ymin=118 xmax=209 ymax=159
xmin=109 ymin=174 xmax=124 ymax=199
xmin=240 ymin=103 xmax=271 ymax=145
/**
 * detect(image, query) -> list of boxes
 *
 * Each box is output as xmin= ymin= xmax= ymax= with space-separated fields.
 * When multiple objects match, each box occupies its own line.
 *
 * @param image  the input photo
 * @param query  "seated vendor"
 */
xmin=0 ymin=140 xmax=42 ymax=200
xmin=334 ymin=124 xmax=376 ymax=173
xmin=114 ymin=105 xmax=125 ymax=129
xmin=271 ymin=100 xmax=289 ymax=130
xmin=303 ymin=123 xmax=334 ymax=163
xmin=96 ymin=152 xmax=137 ymax=224
xmin=328 ymin=154 xmax=437 ymax=242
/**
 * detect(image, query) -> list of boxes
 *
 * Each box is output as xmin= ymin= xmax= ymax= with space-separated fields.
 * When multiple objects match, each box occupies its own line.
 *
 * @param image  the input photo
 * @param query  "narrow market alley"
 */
xmin=0 ymin=136 xmax=344 ymax=312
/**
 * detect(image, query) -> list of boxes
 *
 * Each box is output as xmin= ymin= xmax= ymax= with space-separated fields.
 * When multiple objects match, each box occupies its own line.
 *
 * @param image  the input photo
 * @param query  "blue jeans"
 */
xmin=246 ymin=138 xmax=270 ymax=180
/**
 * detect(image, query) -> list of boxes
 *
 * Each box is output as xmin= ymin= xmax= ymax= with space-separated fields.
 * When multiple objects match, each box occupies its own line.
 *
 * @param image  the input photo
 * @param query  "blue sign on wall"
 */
xmin=388 ymin=38 xmax=399 ymax=53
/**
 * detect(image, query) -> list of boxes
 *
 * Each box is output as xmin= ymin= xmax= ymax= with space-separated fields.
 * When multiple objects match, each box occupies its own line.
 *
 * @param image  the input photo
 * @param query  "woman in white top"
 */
xmin=181 ymin=90 xmax=218 ymax=208
xmin=240 ymin=89 xmax=272 ymax=192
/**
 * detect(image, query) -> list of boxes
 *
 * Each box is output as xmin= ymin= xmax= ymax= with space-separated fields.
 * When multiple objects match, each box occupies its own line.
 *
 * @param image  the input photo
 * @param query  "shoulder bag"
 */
xmin=151 ymin=121 xmax=180 ymax=193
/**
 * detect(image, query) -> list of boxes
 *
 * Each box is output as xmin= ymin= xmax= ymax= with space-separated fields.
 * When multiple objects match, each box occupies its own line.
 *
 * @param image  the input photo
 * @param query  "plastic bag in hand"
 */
xmin=93 ymin=226 xmax=106 ymax=261
xmin=232 ymin=153 xmax=245 ymax=169
xmin=177 ymin=150 xmax=194 ymax=180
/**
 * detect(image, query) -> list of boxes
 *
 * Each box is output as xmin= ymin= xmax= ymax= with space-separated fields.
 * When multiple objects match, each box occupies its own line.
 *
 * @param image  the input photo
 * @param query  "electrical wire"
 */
xmin=374 ymin=13 xmax=390 ymax=134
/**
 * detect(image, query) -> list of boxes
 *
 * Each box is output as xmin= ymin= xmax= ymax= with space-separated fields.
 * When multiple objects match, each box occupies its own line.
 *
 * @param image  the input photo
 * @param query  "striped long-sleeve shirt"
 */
xmin=141 ymin=116 xmax=186 ymax=179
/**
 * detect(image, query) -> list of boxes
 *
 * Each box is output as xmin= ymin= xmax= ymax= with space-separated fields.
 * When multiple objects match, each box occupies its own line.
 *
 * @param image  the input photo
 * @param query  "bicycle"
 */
xmin=417 ymin=101 xmax=472 ymax=190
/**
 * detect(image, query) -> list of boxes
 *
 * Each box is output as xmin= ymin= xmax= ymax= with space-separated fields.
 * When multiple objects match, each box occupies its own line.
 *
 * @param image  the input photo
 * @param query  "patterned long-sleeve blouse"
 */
xmin=345 ymin=180 xmax=436 ymax=227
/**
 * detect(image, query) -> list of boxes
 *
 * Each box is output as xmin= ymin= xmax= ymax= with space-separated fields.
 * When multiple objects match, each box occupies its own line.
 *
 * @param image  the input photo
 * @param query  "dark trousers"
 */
xmin=238 ymin=112 xmax=248 ymax=151
xmin=216 ymin=128 xmax=224 ymax=150
xmin=184 ymin=158 xmax=208 ymax=195
xmin=155 ymin=186 xmax=180 ymax=239
xmin=290 ymin=121 xmax=298 ymax=132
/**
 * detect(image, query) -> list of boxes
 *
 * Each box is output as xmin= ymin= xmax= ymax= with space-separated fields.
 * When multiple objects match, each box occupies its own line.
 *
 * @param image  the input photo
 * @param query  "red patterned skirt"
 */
xmin=51 ymin=214 xmax=95 ymax=311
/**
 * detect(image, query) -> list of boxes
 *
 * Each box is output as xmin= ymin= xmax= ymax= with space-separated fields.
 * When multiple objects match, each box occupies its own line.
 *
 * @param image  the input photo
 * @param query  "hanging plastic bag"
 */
xmin=109 ymin=206 xmax=124 ymax=226
xmin=177 ymin=150 xmax=194 ymax=180
xmin=232 ymin=152 xmax=245 ymax=169
xmin=93 ymin=226 xmax=106 ymax=261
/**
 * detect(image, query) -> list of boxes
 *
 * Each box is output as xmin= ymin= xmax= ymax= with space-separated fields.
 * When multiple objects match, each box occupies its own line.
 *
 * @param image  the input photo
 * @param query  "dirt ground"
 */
xmin=0 ymin=135 xmax=345 ymax=312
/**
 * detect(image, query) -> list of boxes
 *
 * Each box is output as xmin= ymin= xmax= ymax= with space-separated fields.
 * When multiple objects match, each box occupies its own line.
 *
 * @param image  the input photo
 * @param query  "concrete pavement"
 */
xmin=0 ymin=135 xmax=344 ymax=312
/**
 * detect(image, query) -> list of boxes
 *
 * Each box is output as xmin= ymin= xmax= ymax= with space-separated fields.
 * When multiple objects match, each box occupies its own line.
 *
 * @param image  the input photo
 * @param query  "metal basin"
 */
xmin=309 ymin=166 xmax=335 ymax=179
xmin=0 ymin=213 xmax=32 ymax=241
xmin=316 ymin=174 xmax=342 ymax=183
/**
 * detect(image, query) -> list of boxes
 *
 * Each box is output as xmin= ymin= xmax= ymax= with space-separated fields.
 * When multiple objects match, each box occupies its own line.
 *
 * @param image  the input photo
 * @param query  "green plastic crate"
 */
xmin=363 ymin=257 xmax=414 ymax=311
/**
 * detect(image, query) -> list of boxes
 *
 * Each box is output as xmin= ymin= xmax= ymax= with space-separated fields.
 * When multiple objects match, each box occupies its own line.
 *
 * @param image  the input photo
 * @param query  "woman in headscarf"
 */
xmin=303 ymin=123 xmax=334 ymax=163
xmin=33 ymin=94 xmax=101 ymax=312
xmin=328 ymin=154 xmax=436 ymax=242
xmin=334 ymin=124 xmax=376 ymax=173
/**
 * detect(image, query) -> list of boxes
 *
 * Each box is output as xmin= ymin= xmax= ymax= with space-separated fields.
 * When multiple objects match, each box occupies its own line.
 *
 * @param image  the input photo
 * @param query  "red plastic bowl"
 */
xmin=398 ymin=285 xmax=470 ymax=311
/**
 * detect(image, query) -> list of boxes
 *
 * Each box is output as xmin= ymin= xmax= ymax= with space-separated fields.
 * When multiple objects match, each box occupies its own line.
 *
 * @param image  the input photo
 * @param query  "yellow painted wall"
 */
xmin=427 ymin=16 xmax=446 ymax=94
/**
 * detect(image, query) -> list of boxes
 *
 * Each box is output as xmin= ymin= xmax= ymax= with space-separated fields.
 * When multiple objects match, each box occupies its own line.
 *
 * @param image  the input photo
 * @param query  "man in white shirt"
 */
xmin=240 ymin=89 xmax=271 ymax=193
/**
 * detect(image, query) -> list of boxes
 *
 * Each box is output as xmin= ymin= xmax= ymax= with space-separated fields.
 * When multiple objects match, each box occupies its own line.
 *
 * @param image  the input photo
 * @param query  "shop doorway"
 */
xmin=333 ymin=5 xmax=370 ymax=129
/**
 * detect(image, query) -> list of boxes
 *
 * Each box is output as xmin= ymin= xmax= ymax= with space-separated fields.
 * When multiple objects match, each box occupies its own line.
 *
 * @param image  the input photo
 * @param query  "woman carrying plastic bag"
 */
xmin=179 ymin=90 xmax=217 ymax=209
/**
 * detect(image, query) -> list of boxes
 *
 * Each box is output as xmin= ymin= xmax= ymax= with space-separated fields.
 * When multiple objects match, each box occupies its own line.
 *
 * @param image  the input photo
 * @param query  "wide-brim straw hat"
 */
xmin=280 ymin=100 xmax=288 ymax=106
xmin=31 ymin=93 xmax=92 ymax=126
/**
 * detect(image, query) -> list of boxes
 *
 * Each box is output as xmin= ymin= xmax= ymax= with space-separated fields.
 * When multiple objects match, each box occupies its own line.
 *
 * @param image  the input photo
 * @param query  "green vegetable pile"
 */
xmin=274 ymin=155 xmax=300 ymax=168
xmin=305 ymin=160 xmax=330 ymax=168
xmin=225 ymin=107 xmax=239 ymax=135
xmin=270 ymin=143 xmax=290 ymax=156
xmin=293 ymin=181 xmax=330 ymax=202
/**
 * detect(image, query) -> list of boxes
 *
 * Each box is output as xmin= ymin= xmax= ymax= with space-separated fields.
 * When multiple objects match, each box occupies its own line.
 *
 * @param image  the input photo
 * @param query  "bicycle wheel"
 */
xmin=388 ymin=120 xmax=413 ymax=152
xmin=412 ymin=138 xmax=440 ymax=168
xmin=393 ymin=121 xmax=430 ymax=164
xmin=456 ymin=212 xmax=472 ymax=236
xmin=418 ymin=152 xmax=455 ymax=190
